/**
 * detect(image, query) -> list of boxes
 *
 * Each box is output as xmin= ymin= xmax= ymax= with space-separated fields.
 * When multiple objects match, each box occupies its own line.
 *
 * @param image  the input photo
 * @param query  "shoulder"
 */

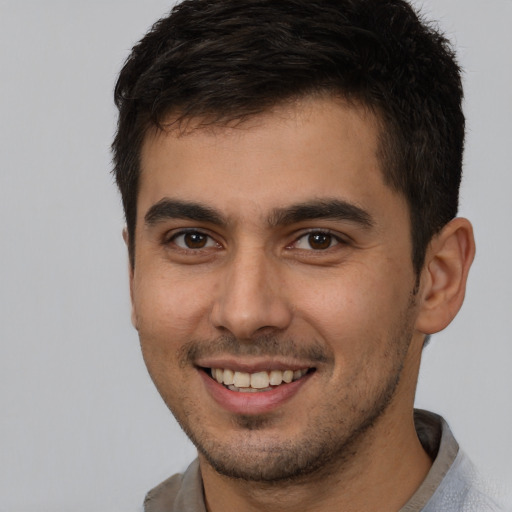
xmin=425 ymin=451 xmax=505 ymax=512
xmin=144 ymin=459 xmax=205 ymax=512
xmin=408 ymin=411 xmax=509 ymax=512
xmin=424 ymin=442 xmax=508 ymax=512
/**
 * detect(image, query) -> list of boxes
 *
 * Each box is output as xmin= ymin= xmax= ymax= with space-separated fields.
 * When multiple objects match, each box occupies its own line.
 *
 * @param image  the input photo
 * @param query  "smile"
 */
xmin=199 ymin=364 xmax=316 ymax=414
xmin=209 ymin=368 xmax=310 ymax=392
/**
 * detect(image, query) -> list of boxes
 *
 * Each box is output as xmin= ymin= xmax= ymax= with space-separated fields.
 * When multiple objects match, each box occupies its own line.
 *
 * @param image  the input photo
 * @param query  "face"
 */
xmin=130 ymin=98 xmax=424 ymax=482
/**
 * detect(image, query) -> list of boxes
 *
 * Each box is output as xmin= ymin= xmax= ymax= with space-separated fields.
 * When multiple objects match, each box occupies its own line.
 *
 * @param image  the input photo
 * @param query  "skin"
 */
xmin=129 ymin=97 xmax=475 ymax=512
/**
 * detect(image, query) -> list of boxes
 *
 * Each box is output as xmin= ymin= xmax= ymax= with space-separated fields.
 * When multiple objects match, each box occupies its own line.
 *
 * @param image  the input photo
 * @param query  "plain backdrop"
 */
xmin=1 ymin=1 xmax=510 ymax=510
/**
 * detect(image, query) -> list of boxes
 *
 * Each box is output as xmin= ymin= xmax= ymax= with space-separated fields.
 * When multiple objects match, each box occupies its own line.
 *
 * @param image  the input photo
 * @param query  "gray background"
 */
xmin=1 ymin=1 xmax=510 ymax=510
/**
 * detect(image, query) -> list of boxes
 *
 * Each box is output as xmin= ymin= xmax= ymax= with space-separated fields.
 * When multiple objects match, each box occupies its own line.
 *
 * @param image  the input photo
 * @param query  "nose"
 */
xmin=210 ymin=247 xmax=293 ymax=340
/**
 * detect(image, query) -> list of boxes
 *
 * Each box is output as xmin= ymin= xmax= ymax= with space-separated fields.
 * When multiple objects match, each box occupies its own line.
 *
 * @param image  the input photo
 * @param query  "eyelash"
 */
xmin=165 ymin=228 xmax=346 ymax=253
xmin=290 ymin=230 xmax=346 ymax=251
xmin=166 ymin=229 xmax=221 ymax=252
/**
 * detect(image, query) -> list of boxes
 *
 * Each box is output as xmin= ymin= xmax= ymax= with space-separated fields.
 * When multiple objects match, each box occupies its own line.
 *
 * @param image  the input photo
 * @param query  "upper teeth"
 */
xmin=211 ymin=368 xmax=308 ymax=389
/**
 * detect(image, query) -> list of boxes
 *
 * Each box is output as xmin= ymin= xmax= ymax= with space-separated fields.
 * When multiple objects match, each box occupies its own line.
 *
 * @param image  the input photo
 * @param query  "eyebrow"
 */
xmin=268 ymin=199 xmax=374 ymax=228
xmin=144 ymin=198 xmax=226 ymax=226
xmin=144 ymin=197 xmax=374 ymax=229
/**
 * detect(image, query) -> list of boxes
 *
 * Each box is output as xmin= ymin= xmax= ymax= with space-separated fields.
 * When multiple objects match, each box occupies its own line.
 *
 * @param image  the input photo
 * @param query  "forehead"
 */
xmin=137 ymin=97 xmax=405 ymax=226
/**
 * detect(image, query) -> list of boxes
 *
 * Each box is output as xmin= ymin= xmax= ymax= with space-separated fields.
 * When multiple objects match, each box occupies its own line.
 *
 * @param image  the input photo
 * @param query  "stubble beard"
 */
xmin=186 ymin=364 xmax=405 ymax=484
xmin=157 ymin=298 xmax=417 ymax=484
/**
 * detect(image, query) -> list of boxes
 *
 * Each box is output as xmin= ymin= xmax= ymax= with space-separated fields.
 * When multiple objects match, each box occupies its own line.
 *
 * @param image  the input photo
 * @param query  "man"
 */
xmin=112 ymin=1 xmax=503 ymax=510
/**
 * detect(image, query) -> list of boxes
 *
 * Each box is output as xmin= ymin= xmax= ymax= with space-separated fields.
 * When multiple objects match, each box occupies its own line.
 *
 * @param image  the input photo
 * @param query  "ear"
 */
xmin=415 ymin=217 xmax=475 ymax=335
xmin=123 ymin=228 xmax=138 ymax=330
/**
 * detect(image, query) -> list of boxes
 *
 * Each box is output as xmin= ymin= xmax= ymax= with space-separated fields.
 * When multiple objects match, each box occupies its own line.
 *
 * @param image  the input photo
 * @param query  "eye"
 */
xmin=293 ymin=231 xmax=341 ymax=250
xmin=170 ymin=231 xmax=219 ymax=250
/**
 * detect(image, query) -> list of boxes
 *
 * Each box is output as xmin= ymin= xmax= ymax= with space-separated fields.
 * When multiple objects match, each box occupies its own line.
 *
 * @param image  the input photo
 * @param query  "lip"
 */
xmin=195 ymin=356 xmax=312 ymax=373
xmin=199 ymin=368 xmax=313 ymax=415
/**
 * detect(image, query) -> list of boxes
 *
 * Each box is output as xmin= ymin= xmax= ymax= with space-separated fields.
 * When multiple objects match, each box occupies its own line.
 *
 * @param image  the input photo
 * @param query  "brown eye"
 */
xmin=292 ymin=231 xmax=341 ymax=251
xmin=307 ymin=232 xmax=333 ymax=250
xmin=184 ymin=232 xmax=207 ymax=248
xmin=172 ymin=231 xmax=217 ymax=249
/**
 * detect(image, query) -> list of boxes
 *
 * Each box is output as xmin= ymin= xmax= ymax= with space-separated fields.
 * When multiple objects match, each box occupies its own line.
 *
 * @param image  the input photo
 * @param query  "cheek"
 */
xmin=296 ymin=262 xmax=411 ymax=357
xmin=132 ymin=270 xmax=214 ymax=347
xmin=132 ymin=272 xmax=212 ymax=401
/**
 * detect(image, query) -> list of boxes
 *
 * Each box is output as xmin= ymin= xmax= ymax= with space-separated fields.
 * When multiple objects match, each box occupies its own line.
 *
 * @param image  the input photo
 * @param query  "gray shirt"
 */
xmin=144 ymin=410 xmax=506 ymax=511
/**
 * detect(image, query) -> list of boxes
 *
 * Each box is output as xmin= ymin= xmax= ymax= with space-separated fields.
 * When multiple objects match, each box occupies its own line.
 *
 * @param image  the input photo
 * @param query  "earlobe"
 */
xmin=123 ymin=228 xmax=139 ymax=330
xmin=415 ymin=218 xmax=475 ymax=335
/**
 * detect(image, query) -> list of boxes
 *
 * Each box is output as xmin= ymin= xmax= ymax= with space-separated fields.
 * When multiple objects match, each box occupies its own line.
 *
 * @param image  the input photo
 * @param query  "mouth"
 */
xmin=197 ymin=363 xmax=316 ymax=415
xmin=205 ymin=367 xmax=313 ymax=393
